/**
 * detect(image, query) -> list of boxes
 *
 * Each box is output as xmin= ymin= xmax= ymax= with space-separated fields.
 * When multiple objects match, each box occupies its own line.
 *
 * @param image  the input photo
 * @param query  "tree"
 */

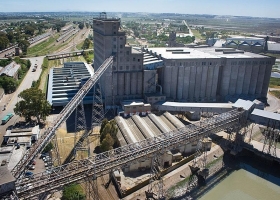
xmin=78 ymin=23 xmax=84 ymax=30
xmin=100 ymin=134 xmax=114 ymax=152
xmin=14 ymin=88 xmax=51 ymax=122
xmin=0 ymin=76 xmax=18 ymax=93
xmin=62 ymin=183 xmax=85 ymax=200
xmin=82 ymin=38 xmax=91 ymax=49
xmin=0 ymin=33 xmax=9 ymax=51
xmin=43 ymin=142 xmax=53 ymax=153
xmin=18 ymin=39 xmax=30 ymax=55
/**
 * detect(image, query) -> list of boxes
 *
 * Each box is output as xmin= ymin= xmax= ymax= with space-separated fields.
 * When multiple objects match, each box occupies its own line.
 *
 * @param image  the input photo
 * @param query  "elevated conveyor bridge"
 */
xmin=11 ymin=56 xmax=113 ymax=179
xmin=16 ymin=108 xmax=244 ymax=199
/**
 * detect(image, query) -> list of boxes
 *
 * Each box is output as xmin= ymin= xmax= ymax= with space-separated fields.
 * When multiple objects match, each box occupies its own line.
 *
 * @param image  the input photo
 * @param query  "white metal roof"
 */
xmin=251 ymin=109 xmax=280 ymax=121
xmin=161 ymin=102 xmax=233 ymax=109
xmin=232 ymin=99 xmax=254 ymax=111
xmin=147 ymin=47 xmax=269 ymax=59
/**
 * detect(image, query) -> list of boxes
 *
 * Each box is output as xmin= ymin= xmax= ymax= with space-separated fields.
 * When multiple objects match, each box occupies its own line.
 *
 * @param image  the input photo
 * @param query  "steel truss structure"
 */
xmin=262 ymin=120 xmax=280 ymax=157
xmin=146 ymin=152 xmax=164 ymax=200
xmin=15 ymin=109 xmax=244 ymax=199
xmin=74 ymin=102 xmax=87 ymax=157
xmin=11 ymin=56 xmax=113 ymax=179
xmin=91 ymin=81 xmax=104 ymax=129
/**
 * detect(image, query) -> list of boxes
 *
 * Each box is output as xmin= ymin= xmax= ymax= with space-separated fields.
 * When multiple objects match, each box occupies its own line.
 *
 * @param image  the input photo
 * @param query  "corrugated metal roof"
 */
xmin=251 ymin=109 xmax=280 ymax=121
xmin=0 ymin=61 xmax=20 ymax=77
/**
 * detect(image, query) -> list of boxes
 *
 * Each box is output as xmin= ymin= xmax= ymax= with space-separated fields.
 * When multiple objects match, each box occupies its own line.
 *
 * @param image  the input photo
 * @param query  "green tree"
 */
xmin=100 ymin=120 xmax=118 ymax=143
xmin=62 ymin=183 xmax=85 ymax=200
xmin=43 ymin=142 xmax=53 ymax=153
xmin=0 ymin=76 xmax=18 ymax=93
xmin=14 ymin=88 xmax=51 ymax=122
xmin=78 ymin=23 xmax=84 ymax=30
xmin=24 ymin=25 xmax=35 ymax=36
xmin=0 ymin=33 xmax=9 ymax=50
xmin=100 ymin=134 xmax=114 ymax=152
xmin=18 ymin=39 xmax=30 ymax=55
xmin=100 ymin=118 xmax=108 ymax=134
xmin=82 ymin=38 xmax=91 ymax=49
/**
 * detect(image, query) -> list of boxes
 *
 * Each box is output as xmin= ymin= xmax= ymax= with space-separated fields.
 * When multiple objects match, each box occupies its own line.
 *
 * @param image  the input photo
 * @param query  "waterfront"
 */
xmin=199 ymin=163 xmax=280 ymax=200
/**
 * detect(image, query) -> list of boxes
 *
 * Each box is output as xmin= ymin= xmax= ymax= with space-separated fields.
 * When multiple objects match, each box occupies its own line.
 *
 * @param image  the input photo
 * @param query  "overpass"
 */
xmin=46 ymin=49 xmax=92 ymax=60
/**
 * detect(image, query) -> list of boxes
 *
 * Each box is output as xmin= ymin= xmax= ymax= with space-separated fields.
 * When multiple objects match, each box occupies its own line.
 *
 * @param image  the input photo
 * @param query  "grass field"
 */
xmin=27 ymin=34 xmax=59 ymax=56
xmin=191 ymin=29 xmax=205 ymax=40
xmin=27 ymin=32 xmax=79 ymax=57
xmin=269 ymin=77 xmax=280 ymax=88
xmin=270 ymin=90 xmax=280 ymax=99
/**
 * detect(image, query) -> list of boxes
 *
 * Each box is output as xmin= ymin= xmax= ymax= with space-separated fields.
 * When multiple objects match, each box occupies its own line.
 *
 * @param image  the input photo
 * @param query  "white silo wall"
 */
xmin=249 ymin=65 xmax=259 ymax=95
xmin=189 ymin=66 xmax=196 ymax=101
xmin=118 ymin=72 xmax=125 ymax=96
xmin=137 ymin=72 xmax=143 ymax=95
xmin=183 ymin=66 xmax=190 ymax=101
xmin=242 ymin=64 xmax=253 ymax=95
xmin=171 ymin=66 xmax=179 ymax=99
xmin=261 ymin=65 xmax=272 ymax=97
xmin=236 ymin=65 xmax=245 ymax=95
xmin=164 ymin=66 xmax=172 ymax=98
xmin=211 ymin=65 xmax=220 ymax=100
xmin=131 ymin=72 xmax=137 ymax=95
xmin=200 ymin=65 xmax=208 ymax=101
xmin=255 ymin=65 xmax=265 ymax=97
xmin=206 ymin=66 xmax=214 ymax=100
xmin=177 ymin=66 xmax=185 ymax=101
xmin=125 ymin=73 xmax=131 ymax=95
xmin=194 ymin=66 xmax=202 ymax=100
xmin=220 ymin=64 xmax=231 ymax=97
xmin=229 ymin=64 xmax=238 ymax=96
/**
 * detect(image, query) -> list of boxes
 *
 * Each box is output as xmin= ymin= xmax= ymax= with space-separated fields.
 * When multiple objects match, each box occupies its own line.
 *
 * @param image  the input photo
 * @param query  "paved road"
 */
xmin=265 ymin=92 xmax=280 ymax=112
xmin=0 ymin=56 xmax=44 ymax=144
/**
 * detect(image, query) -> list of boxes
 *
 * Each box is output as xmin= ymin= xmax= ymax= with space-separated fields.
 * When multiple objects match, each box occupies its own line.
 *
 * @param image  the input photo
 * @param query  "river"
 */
xmin=199 ymin=163 xmax=280 ymax=200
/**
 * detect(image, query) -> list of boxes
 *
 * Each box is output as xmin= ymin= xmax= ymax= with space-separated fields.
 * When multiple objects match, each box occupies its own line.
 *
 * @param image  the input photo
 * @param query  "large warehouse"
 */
xmin=93 ymin=15 xmax=275 ymax=107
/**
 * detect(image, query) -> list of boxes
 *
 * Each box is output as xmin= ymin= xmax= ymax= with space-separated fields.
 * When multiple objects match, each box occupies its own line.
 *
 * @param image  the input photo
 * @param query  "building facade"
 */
xmin=93 ymin=15 xmax=144 ymax=107
xmin=146 ymin=47 xmax=275 ymax=103
xmin=93 ymin=15 xmax=275 ymax=106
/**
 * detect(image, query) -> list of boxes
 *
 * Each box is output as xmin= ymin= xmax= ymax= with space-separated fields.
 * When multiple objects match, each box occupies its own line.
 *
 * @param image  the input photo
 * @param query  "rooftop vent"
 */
xmin=166 ymin=49 xmax=184 ymax=52
xmin=172 ymin=51 xmax=190 ymax=54
xmin=223 ymin=50 xmax=244 ymax=54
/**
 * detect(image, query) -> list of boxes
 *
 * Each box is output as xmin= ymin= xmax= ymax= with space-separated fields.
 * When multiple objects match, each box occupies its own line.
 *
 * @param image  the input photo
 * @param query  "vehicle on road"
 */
xmin=32 ymin=67 xmax=36 ymax=72
xmin=2 ymin=113 xmax=14 ymax=124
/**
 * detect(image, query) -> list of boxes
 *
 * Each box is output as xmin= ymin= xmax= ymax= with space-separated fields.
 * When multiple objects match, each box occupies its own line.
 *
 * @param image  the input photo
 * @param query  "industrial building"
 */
xmin=93 ymin=15 xmax=275 ymax=108
xmin=47 ymin=62 xmax=94 ymax=106
xmin=115 ymin=110 xmax=212 ymax=172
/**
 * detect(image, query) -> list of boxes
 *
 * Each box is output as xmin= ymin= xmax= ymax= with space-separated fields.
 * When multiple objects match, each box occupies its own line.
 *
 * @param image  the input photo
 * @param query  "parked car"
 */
xmin=27 ymin=165 xmax=35 ymax=170
xmin=25 ymin=171 xmax=33 ymax=178
xmin=30 ymin=159 xmax=36 ymax=165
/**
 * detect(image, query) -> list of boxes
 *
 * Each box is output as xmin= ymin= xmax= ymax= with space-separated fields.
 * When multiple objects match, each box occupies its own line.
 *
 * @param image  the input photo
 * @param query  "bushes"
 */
xmin=83 ymin=50 xmax=93 ymax=64
xmin=62 ymin=183 xmax=85 ymax=200
xmin=95 ymin=119 xmax=120 ymax=153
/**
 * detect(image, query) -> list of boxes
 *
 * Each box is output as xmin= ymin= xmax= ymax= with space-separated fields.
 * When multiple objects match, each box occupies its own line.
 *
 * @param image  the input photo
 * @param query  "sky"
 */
xmin=1 ymin=0 xmax=280 ymax=18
